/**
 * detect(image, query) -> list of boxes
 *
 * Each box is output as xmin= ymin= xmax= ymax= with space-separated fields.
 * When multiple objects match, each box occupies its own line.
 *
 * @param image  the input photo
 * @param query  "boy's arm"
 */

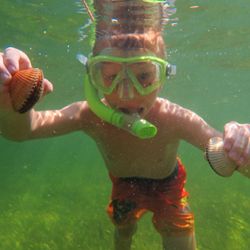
xmin=170 ymin=104 xmax=221 ymax=150
xmin=0 ymin=101 xmax=90 ymax=141
xmin=172 ymin=105 xmax=250 ymax=173
xmin=0 ymin=47 xmax=93 ymax=141
xmin=0 ymin=110 xmax=34 ymax=141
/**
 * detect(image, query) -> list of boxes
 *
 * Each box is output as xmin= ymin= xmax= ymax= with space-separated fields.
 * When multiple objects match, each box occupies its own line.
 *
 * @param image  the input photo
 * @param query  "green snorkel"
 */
xmin=84 ymin=73 xmax=157 ymax=139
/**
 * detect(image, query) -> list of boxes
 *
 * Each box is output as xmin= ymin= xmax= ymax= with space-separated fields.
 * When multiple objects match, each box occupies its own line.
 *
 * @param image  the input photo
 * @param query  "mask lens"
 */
xmin=128 ymin=61 xmax=161 ymax=88
xmin=91 ymin=61 xmax=122 ymax=93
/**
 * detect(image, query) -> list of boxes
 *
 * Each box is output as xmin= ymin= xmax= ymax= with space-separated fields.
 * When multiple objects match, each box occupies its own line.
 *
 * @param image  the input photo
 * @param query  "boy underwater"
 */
xmin=0 ymin=1 xmax=250 ymax=249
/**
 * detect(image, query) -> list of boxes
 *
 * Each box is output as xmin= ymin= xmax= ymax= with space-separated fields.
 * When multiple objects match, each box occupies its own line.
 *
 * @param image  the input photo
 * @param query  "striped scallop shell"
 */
xmin=205 ymin=137 xmax=237 ymax=177
xmin=10 ymin=68 xmax=44 ymax=113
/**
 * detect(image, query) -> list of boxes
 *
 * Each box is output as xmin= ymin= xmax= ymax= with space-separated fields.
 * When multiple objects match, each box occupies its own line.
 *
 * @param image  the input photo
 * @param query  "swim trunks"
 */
xmin=107 ymin=158 xmax=194 ymax=237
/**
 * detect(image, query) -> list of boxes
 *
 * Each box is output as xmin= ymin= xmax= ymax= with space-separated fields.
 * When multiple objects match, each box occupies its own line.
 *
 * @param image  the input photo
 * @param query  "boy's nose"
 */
xmin=117 ymin=79 xmax=135 ymax=100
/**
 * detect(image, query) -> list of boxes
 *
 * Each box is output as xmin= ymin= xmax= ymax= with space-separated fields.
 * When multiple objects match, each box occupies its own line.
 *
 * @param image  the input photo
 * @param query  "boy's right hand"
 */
xmin=0 ymin=47 xmax=53 ymax=114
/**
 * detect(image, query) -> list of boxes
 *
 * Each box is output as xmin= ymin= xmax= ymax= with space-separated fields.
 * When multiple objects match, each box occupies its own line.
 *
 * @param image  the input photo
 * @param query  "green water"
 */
xmin=0 ymin=1 xmax=250 ymax=249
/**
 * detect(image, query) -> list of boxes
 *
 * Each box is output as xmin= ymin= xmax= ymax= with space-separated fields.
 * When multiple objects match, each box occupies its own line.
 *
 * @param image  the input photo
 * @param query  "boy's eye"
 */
xmin=103 ymin=74 xmax=117 ymax=86
xmin=137 ymin=72 xmax=154 ymax=87
xmin=138 ymin=72 xmax=150 ymax=81
xmin=104 ymin=74 xmax=117 ymax=81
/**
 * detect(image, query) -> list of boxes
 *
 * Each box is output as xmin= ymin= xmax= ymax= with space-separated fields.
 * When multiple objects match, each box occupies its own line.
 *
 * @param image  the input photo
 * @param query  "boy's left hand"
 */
xmin=223 ymin=121 xmax=250 ymax=169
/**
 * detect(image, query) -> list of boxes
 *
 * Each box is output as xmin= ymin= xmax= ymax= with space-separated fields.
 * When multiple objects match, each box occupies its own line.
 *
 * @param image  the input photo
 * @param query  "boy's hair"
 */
xmin=93 ymin=0 xmax=166 ymax=58
xmin=93 ymin=32 xmax=166 ymax=58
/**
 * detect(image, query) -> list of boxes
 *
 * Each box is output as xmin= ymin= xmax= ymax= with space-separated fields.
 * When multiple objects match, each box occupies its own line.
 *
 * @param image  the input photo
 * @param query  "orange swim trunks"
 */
xmin=107 ymin=159 xmax=194 ymax=237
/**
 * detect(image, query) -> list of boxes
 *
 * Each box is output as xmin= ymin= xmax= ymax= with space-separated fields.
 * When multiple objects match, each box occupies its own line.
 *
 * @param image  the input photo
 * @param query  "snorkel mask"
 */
xmin=88 ymin=55 xmax=168 ymax=98
xmin=79 ymin=53 xmax=176 ymax=139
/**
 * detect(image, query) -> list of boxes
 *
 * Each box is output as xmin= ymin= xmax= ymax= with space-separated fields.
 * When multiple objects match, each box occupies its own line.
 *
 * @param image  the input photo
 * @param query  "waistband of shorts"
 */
xmin=120 ymin=160 xmax=179 ymax=184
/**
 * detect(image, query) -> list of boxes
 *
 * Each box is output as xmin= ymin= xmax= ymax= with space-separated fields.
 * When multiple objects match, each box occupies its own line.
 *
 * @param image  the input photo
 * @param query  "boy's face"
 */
xmin=97 ymin=48 xmax=162 ymax=117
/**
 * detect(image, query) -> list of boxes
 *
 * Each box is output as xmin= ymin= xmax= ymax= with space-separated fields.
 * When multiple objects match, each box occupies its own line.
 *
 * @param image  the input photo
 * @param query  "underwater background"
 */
xmin=0 ymin=0 xmax=250 ymax=249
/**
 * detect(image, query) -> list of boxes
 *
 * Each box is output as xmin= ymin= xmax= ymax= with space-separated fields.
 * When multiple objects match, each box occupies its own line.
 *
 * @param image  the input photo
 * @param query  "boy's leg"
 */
xmin=107 ymin=198 xmax=145 ymax=250
xmin=107 ymin=174 xmax=147 ymax=250
xmin=152 ymin=159 xmax=196 ymax=250
xmin=162 ymin=232 xmax=196 ymax=250
xmin=152 ymin=203 xmax=196 ymax=250
xmin=114 ymin=222 xmax=137 ymax=250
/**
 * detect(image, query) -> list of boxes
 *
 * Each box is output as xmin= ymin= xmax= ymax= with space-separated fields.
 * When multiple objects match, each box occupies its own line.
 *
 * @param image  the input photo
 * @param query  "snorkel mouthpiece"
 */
xmin=84 ymin=75 xmax=157 ymax=139
xmin=122 ymin=113 xmax=157 ymax=139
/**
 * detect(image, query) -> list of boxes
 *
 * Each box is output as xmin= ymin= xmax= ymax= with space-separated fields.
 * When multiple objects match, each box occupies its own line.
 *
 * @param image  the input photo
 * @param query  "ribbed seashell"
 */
xmin=205 ymin=137 xmax=237 ymax=177
xmin=9 ymin=68 xmax=44 ymax=113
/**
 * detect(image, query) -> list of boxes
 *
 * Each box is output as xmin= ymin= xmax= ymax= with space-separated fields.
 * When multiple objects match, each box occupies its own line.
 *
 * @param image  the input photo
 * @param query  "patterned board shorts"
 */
xmin=107 ymin=159 xmax=194 ymax=237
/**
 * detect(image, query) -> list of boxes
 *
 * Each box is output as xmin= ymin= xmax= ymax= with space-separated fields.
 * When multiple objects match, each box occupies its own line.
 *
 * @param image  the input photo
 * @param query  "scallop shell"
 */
xmin=205 ymin=137 xmax=237 ymax=177
xmin=9 ymin=68 xmax=44 ymax=113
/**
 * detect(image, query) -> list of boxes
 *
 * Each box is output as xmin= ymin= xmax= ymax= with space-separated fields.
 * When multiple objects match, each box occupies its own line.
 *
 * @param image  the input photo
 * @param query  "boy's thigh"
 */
xmin=152 ymin=201 xmax=195 ymax=237
xmin=107 ymin=198 xmax=146 ymax=227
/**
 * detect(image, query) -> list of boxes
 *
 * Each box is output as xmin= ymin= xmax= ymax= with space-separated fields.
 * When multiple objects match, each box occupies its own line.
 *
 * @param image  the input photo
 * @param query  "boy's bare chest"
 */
xmin=94 ymin=125 xmax=179 ymax=178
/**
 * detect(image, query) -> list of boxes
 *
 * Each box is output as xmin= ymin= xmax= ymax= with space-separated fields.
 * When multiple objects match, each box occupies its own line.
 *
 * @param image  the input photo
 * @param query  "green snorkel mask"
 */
xmin=78 ymin=54 xmax=176 ymax=139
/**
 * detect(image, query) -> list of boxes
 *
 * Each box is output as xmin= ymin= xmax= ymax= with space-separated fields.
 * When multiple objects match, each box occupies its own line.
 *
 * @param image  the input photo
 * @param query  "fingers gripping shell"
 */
xmin=205 ymin=137 xmax=237 ymax=177
xmin=10 ymin=68 xmax=44 ymax=113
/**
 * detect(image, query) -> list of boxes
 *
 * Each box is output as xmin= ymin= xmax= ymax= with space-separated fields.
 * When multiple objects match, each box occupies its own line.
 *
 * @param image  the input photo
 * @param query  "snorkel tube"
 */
xmin=84 ymin=74 xmax=157 ymax=139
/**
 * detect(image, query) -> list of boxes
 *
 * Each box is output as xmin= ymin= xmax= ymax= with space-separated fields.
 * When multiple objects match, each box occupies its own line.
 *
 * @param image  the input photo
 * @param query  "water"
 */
xmin=0 ymin=0 xmax=250 ymax=249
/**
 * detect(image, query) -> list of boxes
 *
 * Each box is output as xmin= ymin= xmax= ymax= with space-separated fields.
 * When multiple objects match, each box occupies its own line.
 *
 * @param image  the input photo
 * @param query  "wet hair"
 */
xmin=93 ymin=0 xmax=166 ymax=57
xmin=93 ymin=32 xmax=166 ymax=58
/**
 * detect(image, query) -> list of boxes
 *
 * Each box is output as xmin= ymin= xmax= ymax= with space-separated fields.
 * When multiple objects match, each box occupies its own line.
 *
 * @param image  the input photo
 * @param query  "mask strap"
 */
xmin=166 ymin=64 xmax=177 ymax=77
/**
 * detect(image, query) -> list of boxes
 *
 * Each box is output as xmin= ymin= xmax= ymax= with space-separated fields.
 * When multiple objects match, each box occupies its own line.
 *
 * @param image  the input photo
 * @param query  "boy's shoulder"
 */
xmin=155 ymin=97 xmax=200 ymax=123
xmin=156 ymin=97 xmax=187 ymax=116
xmin=67 ymin=100 xmax=101 ymax=130
xmin=76 ymin=100 xmax=100 ymax=121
